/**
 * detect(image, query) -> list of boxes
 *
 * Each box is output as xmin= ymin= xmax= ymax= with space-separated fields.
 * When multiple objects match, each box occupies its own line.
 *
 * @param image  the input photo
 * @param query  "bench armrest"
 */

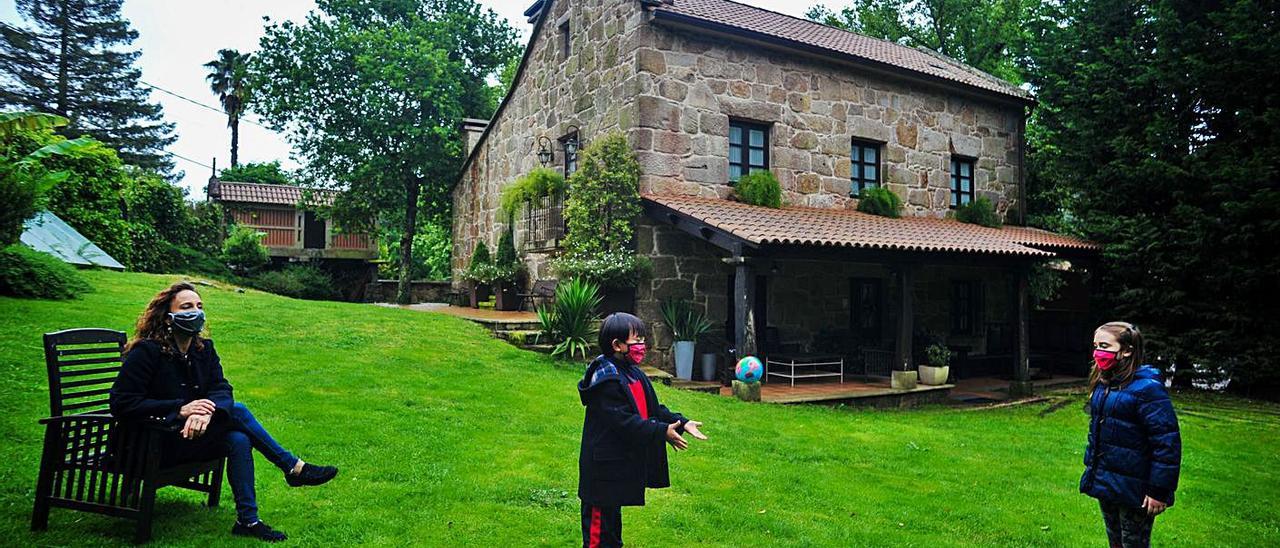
xmin=38 ymin=413 xmax=114 ymax=425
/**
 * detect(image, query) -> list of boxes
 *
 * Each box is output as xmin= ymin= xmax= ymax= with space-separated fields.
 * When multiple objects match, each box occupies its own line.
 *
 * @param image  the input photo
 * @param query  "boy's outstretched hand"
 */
xmin=683 ymin=420 xmax=708 ymax=440
xmin=666 ymin=422 xmax=688 ymax=450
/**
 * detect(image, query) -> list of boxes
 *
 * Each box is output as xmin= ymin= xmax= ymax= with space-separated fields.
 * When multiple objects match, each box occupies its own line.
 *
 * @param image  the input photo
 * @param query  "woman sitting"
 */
xmin=109 ymin=281 xmax=337 ymax=542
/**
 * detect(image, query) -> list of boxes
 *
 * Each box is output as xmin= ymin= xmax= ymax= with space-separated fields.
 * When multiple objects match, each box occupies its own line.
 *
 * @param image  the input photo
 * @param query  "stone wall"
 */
xmin=451 ymin=0 xmax=648 ymax=289
xmin=363 ymin=280 xmax=454 ymax=304
xmin=634 ymin=218 xmax=732 ymax=371
xmin=631 ymin=20 xmax=1025 ymax=218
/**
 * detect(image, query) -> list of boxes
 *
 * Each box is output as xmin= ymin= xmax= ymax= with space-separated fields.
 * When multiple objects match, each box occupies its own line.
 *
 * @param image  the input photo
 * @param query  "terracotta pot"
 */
xmin=494 ymin=280 xmax=521 ymax=311
xmin=469 ymin=282 xmax=491 ymax=308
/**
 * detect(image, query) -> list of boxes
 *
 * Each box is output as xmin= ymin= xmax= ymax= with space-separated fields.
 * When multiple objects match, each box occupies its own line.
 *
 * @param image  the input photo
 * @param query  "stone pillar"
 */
xmin=1010 ymin=265 xmax=1034 ymax=397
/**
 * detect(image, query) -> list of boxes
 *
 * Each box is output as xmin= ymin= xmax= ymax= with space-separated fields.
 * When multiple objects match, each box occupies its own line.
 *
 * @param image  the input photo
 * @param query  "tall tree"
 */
xmin=218 ymin=160 xmax=297 ymax=186
xmin=204 ymin=49 xmax=252 ymax=168
xmin=806 ymin=0 xmax=1038 ymax=83
xmin=1029 ymin=0 xmax=1280 ymax=396
xmin=252 ymin=0 xmax=518 ymax=303
xmin=0 ymin=0 xmax=177 ymax=174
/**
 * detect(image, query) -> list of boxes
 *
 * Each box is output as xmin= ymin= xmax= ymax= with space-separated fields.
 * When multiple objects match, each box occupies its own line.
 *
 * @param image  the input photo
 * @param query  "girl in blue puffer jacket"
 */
xmin=1080 ymin=322 xmax=1182 ymax=548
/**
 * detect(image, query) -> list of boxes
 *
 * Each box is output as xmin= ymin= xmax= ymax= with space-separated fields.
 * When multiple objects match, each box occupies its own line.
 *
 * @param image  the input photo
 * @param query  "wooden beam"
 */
xmin=893 ymin=263 xmax=915 ymax=372
xmin=1010 ymin=266 xmax=1034 ymax=397
xmin=732 ymin=247 xmax=754 ymax=385
xmin=641 ymin=200 xmax=759 ymax=254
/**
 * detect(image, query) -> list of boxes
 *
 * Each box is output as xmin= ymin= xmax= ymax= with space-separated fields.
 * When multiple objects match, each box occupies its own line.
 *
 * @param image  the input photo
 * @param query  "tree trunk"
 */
xmin=230 ymin=118 xmax=239 ymax=167
xmin=55 ymin=0 xmax=70 ymax=116
xmin=396 ymin=177 xmax=421 ymax=305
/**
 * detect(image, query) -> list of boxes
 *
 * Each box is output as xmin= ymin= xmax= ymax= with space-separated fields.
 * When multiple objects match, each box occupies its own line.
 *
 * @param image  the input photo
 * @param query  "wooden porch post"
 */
xmin=893 ymin=263 xmax=915 ymax=372
xmin=728 ymin=247 xmax=754 ymax=386
xmin=1010 ymin=265 xmax=1034 ymax=397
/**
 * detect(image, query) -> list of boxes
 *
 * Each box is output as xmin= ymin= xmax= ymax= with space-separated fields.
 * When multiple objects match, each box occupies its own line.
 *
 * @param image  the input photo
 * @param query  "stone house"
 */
xmin=451 ymin=0 xmax=1098 ymax=392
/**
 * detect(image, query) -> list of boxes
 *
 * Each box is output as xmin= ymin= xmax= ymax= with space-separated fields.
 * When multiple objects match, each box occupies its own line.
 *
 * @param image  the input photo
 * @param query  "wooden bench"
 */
xmin=518 ymin=279 xmax=558 ymax=311
xmin=30 ymin=328 xmax=225 ymax=544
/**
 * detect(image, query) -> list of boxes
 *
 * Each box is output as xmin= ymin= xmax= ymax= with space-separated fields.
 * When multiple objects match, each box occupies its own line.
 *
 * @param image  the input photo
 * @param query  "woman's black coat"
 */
xmin=577 ymin=354 xmax=686 ymax=507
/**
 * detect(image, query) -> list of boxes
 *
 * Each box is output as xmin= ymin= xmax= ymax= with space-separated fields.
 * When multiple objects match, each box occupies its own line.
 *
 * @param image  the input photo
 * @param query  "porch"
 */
xmin=640 ymin=194 xmax=1100 ymax=398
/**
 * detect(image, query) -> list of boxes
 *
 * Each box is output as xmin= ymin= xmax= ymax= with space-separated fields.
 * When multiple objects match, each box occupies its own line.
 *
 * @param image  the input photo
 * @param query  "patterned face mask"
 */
xmin=1093 ymin=349 xmax=1118 ymax=371
xmin=168 ymin=309 xmax=205 ymax=335
xmin=625 ymin=342 xmax=647 ymax=365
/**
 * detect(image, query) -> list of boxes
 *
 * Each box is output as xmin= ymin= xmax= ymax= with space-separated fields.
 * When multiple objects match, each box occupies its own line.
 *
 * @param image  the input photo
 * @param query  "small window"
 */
xmin=560 ymin=21 xmax=570 ymax=59
xmin=950 ymin=157 xmax=975 ymax=208
xmin=729 ymin=120 xmax=769 ymax=183
xmin=951 ymin=280 xmax=984 ymax=335
xmin=850 ymin=139 xmax=881 ymax=196
xmin=559 ymin=131 xmax=579 ymax=177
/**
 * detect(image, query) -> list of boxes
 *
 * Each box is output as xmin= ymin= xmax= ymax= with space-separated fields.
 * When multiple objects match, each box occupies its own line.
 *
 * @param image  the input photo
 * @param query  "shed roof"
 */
xmin=20 ymin=210 xmax=126 ymax=269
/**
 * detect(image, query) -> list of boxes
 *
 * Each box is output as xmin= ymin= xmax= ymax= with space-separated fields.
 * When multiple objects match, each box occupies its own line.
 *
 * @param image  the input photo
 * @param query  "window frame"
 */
xmin=950 ymin=156 xmax=976 ymax=208
xmin=728 ymin=119 xmax=770 ymax=184
xmin=850 ymin=139 xmax=882 ymax=196
xmin=951 ymin=280 xmax=984 ymax=335
xmin=559 ymin=20 xmax=570 ymax=60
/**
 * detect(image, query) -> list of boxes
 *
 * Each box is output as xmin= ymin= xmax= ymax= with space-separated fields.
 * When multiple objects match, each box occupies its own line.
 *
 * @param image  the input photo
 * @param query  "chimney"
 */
xmin=461 ymin=118 xmax=490 ymax=156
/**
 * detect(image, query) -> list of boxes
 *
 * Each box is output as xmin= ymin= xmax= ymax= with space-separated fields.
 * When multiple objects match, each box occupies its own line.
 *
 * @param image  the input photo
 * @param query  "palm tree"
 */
xmin=203 ymin=49 xmax=251 ymax=167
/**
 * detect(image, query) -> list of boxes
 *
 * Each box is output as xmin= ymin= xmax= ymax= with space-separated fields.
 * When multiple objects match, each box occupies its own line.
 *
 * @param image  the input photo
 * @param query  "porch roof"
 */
xmin=642 ymin=194 xmax=1096 ymax=257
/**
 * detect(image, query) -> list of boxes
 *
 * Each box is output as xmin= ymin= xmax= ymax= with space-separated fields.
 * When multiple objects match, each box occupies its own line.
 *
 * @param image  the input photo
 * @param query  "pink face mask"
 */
xmin=1093 ymin=349 xmax=1119 ymax=371
xmin=626 ymin=343 xmax=647 ymax=365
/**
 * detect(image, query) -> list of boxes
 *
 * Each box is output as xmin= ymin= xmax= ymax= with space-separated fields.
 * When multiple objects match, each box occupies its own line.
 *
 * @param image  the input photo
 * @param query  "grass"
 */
xmin=1 ymin=270 xmax=1278 ymax=546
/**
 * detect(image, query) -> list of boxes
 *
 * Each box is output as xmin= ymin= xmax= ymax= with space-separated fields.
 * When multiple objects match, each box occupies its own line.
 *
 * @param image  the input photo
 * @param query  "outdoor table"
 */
xmin=765 ymin=353 xmax=845 ymax=387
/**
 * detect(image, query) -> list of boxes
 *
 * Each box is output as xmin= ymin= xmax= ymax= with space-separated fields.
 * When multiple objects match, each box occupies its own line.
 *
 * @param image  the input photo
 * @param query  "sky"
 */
xmin=2 ymin=0 xmax=819 ymax=199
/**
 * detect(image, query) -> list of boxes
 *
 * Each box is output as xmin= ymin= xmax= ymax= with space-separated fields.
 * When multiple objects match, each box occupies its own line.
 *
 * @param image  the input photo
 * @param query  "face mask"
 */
xmin=1093 ymin=349 xmax=1118 ymax=371
xmin=168 ymin=309 xmax=206 ymax=335
xmin=625 ymin=343 xmax=646 ymax=365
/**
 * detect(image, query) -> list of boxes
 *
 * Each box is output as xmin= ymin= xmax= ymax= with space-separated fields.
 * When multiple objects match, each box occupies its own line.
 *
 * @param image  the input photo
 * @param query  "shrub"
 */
xmin=222 ymin=225 xmax=269 ymax=274
xmin=492 ymin=225 xmax=522 ymax=283
xmin=562 ymin=132 xmax=641 ymax=259
xmin=856 ymin=187 xmax=902 ymax=218
xmin=377 ymin=222 xmax=451 ymax=281
xmin=734 ymin=170 xmax=782 ymax=208
xmin=542 ymin=277 xmax=602 ymax=360
xmin=0 ymin=244 xmax=89 ymax=299
xmin=501 ymin=167 xmax=566 ymax=216
xmin=0 ymin=165 xmax=40 ymax=246
xmin=925 ymin=343 xmax=952 ymax=368
xmin=660 ymin=299 xmax=713 ymax=342
xmin=465 ymin=241 xmax=495 ymax=284
xmin=955 ymin=197 xmax=1003 ymax=228
xmin=554 ymin=249 xmax=651 ymax=289
xmin=251 ymin=264 xmax=339 ymax=300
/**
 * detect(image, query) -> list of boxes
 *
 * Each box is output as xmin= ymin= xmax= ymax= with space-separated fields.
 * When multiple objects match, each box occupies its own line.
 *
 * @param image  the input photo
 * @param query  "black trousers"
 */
xmin=580 ymin=502 xmax=622 ymax=548
xmin=1100 ymin=499 xmax=1155 ymax=548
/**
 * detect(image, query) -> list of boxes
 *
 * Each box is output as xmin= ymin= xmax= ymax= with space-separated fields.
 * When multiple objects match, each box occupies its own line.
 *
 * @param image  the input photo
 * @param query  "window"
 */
xmin=850 ymin=278 xmax=883 ymax=340
xmin=560 ymin=21 xmax=570 ymax=59
xmin=850 ymin=139 xmax=881 ymax=196
xmin=950 ymin=156 xmax=975 ymax=208
xmin=560 ymin=131 xmax=579 ymax=177
xmin=951 ymin=280 xmax=984 ymax=335
xmin=729 ymin=120 xmax=769 ymax=183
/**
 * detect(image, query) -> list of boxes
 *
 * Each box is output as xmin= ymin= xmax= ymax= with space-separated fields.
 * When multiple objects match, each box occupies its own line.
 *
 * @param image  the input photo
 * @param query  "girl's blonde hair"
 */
xmin=1088 ymin=321 xmax=1144 ymax=391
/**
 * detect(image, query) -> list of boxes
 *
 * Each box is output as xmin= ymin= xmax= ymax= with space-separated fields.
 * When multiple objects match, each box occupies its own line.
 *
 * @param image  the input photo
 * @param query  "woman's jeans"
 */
xmin=225 ymin=402 xmax=299 ymax=524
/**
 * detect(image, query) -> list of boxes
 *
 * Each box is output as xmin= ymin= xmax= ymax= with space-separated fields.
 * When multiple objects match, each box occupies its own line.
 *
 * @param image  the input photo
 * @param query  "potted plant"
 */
xmin=660 ymin=299 xmax=713 ymax=381
xmin=492 ymin=225 xmax=524 ymax=311
xmin=465 ymin=241 xmax=493 ymax=308
xmin=920 ymin=343 xmax=952 ymax=385
xmin=891 ymin=351 xmax=918 ymax=390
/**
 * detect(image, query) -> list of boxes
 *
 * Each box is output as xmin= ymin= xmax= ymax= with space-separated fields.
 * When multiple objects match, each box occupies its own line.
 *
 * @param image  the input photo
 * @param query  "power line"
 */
xmin=138 ymin=80 xmax=273 ymax=130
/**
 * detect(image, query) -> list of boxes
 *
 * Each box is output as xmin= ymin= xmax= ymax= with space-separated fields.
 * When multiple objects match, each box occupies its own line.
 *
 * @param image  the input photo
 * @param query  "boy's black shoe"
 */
xmin=232 ymin=520 xmax=287 ymax=542
xmin=285 ymin=463 xmax=338 ymax=487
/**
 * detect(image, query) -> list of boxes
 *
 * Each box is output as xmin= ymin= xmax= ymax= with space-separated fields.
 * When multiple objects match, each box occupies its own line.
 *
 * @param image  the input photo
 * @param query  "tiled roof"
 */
xmin=214 ymin=181 xmax=337 ymax=207
xmin=651 ymin=0 xmax=1031 ymax=102
xmin=1001 ymin=226 xmax=1100 ymax=251
xmin=643 ymin=194 xmax=1096 ymax=257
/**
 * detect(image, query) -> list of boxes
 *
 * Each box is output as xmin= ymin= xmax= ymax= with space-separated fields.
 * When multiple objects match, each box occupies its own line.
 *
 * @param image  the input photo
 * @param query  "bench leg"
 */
xmin=208 ymin=460 xmax=224 ymax=508
xmin=134 ymin=485 xmax=156 ymax=544
xmin=31 ymin=427 xmax=58 ymax=531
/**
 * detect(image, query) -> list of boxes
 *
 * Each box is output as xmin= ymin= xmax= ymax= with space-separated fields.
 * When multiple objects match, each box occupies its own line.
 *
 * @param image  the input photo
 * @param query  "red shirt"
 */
xmin=627 ymin=379 xmax=649 ymax=419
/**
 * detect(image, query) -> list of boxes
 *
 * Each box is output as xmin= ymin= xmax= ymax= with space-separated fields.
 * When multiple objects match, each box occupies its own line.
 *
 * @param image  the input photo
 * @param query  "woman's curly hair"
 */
xmin=125 ymin=281 xmax=206 ymax=356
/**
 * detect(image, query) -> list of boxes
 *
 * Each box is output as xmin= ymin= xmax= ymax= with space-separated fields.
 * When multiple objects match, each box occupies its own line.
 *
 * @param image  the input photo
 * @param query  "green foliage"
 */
xmin=0 ymin=0 xmax=177 ymax=174
xmin=954 ymin=197 xmax=1002 ymax=228
xmin=251 ymin=0 xmax=519 ymax=303
xmin=204 ymin=48 xmax=252 ymax=167
xmin=250 ymin=264 xmax=339 ymax=301
xmin=218 ymin=161 xmax=296 ymax=186
xmin=500 ymin=167 xmax=567 ymax=216
xmin=925 ymin=343 xmax=952 ymax=368
xmin=0 ymin=244 xmax=88 ymax=299
xmin=734 ymin=170 xmax=783 ymax=208
xmin=553 ymin=250 xmax=651 ymax=290
xmin=805 ymin=0 xmax=1038 ymax=84
xmin=1027 ymin=0 xmax=1280 ymax=396
xmin=556 ymin=132 xmax=647 ymax=288
xmin=660 ymin=299 xmax=713 ymax=342
xmin=491 ymin=224 xmax=522 ymax=283
xmin=543 ymin=278 xmax=602 ymax=360
xmin=856 ymin=186 xmax=903 ymax=218
xmin=378 ymin=222 xmax=452 ymax=281
xmin=222 ymin=225 xmax=269 ymax=274
xmin=465 ymin=241 xmax=494 ymax=284
xmin=0 ymin=113 xmax=100 ymax=246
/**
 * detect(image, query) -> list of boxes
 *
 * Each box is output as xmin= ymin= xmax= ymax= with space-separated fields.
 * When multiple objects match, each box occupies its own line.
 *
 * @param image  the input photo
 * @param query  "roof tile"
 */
xmin=215 ymin=181 xmax=338 ymax=207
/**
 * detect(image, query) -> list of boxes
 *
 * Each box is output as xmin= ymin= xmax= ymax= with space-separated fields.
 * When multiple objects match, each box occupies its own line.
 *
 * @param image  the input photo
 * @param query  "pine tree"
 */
xmin=0 ymin=0 xmax=176 ymax=174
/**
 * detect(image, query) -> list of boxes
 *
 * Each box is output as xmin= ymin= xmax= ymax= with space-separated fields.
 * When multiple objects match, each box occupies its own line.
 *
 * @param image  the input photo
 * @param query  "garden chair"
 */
xmin=518 ymin=279 xmax=558 ymax=311
xmin=31 ymin=328 xmax=224 ymax=544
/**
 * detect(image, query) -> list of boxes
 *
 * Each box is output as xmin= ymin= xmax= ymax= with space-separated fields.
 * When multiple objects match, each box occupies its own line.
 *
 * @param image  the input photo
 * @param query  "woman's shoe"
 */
xmin=232 ymin=520 xmax=288 ymax=542
xmin=286 ymin=463 xmax=338 ymax=487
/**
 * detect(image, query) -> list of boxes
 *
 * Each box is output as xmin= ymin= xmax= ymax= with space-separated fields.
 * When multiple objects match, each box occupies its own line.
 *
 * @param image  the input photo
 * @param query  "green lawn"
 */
xmin=1 ymin=270 xmax=1278 ymax=546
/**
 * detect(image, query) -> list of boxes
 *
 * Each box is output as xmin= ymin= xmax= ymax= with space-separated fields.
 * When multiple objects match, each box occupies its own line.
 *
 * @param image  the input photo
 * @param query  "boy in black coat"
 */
xmin=577 ymin=313 xmax=707 ymax=548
